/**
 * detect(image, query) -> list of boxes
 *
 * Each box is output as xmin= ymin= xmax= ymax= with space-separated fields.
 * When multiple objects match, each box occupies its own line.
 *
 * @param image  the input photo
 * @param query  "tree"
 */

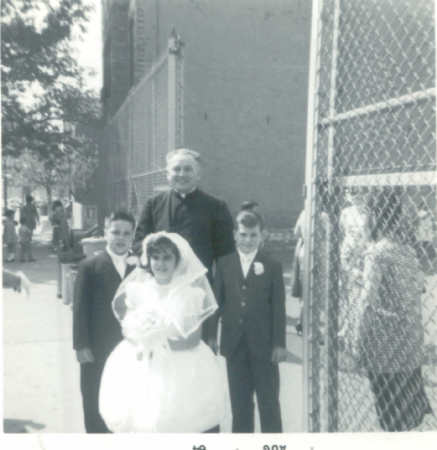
xmin=1 ymin=0 xmax=100 ymax=208
xmin=6 ymin=125 xmax=99 ymax=210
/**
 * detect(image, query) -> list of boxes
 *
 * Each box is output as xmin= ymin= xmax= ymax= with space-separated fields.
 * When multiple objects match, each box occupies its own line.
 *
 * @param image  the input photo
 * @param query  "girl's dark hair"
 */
xmin=369 ymin=188 xmax=403 ymax=241
xmin=235 ymin=201 xmax=264 ymax=230
xmin=144 ymin=236 xmax=181 ymax=272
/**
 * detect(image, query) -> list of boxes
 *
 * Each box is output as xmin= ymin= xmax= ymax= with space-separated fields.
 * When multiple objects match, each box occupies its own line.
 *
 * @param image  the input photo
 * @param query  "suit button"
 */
xmin=239 ymin=319 xmax=243 ymax=324
xmin=242 ymin=301 xmax=246 ymax=307
xmin=242 ymin=285 xmax=247 ymax=290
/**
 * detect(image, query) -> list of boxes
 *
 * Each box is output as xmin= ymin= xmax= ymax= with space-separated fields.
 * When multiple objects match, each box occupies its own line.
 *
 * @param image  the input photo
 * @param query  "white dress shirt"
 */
xmin=106 ymin=246 xmax=128 ymax=279
xmin=237 ymin=249 xmax=258 ymax=278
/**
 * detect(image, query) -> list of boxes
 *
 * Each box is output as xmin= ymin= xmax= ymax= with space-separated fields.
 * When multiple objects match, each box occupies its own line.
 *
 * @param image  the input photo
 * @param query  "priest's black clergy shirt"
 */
xmin=133 ymin=188 xmax=235 ymax=274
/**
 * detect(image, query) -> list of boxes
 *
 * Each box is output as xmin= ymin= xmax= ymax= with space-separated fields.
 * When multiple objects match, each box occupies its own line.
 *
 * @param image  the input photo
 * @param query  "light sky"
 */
xmin=74 ymin=1 xmax=103 ymax=92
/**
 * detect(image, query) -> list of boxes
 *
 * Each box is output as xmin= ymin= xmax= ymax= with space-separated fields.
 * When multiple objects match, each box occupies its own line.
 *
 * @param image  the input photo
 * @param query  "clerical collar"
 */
xmin=173 ymin=187 xmax=197 ymax=199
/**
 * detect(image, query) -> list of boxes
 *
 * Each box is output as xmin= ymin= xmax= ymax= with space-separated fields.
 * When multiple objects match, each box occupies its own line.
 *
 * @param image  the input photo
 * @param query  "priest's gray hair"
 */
xmin=166 ymin=148 xmax=202 ymax=167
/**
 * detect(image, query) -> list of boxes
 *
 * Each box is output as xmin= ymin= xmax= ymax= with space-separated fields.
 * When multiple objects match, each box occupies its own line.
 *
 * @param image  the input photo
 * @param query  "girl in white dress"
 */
xmin=99 ymin=231 xmax=225 ymax=432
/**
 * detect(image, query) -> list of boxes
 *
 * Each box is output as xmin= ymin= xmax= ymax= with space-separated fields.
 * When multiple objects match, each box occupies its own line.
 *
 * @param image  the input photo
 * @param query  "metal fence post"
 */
xmin=325 ymin=0 xmax=341 ymax=433
xmin=435 ymin=0 xmax=437 ymax=208
xmin=303 ymin=0 xmax=323 ymax=432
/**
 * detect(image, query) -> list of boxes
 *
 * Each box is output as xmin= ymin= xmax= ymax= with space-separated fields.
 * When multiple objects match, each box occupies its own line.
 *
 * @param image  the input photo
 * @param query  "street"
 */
xmin=3 ymin=227 xmax=304 ymax=433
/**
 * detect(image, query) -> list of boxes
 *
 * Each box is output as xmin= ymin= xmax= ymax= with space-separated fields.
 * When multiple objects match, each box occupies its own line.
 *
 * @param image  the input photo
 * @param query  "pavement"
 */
xmin=2 ymin=223 xmax=304 ymax=433
xmin=3 ymin=233 xmax=84 ymax=433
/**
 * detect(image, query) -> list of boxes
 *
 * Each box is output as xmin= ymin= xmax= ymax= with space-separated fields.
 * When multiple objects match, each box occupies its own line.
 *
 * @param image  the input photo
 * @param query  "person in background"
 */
xmin=52 ymin=200 xmax=98 ymax=299
xmin=414 ymin=199 xmax=436 ymax=272
xmin=3 ymin=209 xmax=17 ymax=262
xmin=18 ymin=217 xmax=33 ymax=263
xmin=291 ymin=209 xmax=305 ymax=335
xmin=339 ymin=187 xmax=370 ymax=332
xmin=340 ymin=189 xmax=432 ymax=431
xmin=50 ymin=201 xmax=63 ymax=252
xmin=19 ymin=195 xmax=39 ymax=261
xmin=212 ymin=204 xmax=287 ymax=433
xmin=51 ymin=200 xmax=71 ymax=250
xmin=292 ymin=181 xmax=330 ymax=336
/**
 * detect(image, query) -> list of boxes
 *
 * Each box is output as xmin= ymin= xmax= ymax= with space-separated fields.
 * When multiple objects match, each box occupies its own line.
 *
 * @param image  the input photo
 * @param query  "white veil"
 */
xmin=112 ymin=231 xmax=218 ymax=339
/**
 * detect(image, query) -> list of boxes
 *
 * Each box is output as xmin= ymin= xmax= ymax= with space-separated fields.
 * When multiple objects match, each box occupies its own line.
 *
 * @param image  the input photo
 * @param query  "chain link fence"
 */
xmin=101 ymin=32 xmax=184 ymax=218
xmin=304 ymin=0 xmax=437 ymax=431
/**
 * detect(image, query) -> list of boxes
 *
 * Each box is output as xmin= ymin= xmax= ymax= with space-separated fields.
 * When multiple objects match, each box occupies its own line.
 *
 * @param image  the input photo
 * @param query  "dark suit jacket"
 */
xmin=133 ymin=189 xmax=234 ymax=271
xmin=73 ymin=251 xmax=134 ymax=362
xmin=213 ymin=251 xmax=286 ymax=360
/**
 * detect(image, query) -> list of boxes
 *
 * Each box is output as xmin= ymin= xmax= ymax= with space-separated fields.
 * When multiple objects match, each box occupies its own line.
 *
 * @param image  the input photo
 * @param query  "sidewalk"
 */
xmin=3 ymin=235 xmax=84 ymax=433
xmin=3 ymin=228 xmax=304 ymax=433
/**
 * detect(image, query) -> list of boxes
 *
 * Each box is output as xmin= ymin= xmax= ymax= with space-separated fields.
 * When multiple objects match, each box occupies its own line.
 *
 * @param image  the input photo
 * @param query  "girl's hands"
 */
xmin=168 ymin=326 xmax=201 ymax=351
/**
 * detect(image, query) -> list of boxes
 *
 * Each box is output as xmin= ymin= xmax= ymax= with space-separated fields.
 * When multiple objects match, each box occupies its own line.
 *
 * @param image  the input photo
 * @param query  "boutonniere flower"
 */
xmin=126 ymin=255 xmax=140 ymax=266
xmin=253 ymin=262 xmax=264 ymax=275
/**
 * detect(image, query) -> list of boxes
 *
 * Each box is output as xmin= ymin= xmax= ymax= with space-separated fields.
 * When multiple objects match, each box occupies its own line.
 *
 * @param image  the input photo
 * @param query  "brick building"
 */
xmin=100 ymin=0 xmax=312 ymax=227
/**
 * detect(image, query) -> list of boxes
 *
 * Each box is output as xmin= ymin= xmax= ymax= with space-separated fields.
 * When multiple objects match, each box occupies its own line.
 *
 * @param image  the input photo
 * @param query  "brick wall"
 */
xmin=103 ymin=0 xmax=311 ymax=228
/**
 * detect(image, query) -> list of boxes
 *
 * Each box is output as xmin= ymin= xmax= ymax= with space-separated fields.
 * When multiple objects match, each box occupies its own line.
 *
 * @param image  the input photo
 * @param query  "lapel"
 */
xmin=124 ymin=262 xmax=136 ymax=279
xmin=102 ymin=250 xmax=136 ymax=281
xmin=245 ymin=250 xmax=265 ymax=284
xmin=101 ymin=250 xmax=122 ymax=282
xmin=231 ymin=252 xmax=245 ymax=285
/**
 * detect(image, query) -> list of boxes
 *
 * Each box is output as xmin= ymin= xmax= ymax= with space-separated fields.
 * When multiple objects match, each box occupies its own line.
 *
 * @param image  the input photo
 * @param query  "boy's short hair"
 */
xmin=26 ymin=195 xmax=34 ymax=203
xmin=108 ymin=210 xmax=136 ymax=229
xmin=166 ymin=148 xmax=202 ymax=166
xmin=235 ymin=210 xmax=264 ymax=231
xmin=240 ymin=200 xmax=259 ymax=212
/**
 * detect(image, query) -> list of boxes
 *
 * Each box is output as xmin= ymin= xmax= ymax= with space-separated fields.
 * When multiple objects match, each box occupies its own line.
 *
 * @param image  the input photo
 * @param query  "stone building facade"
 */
xmin=100 ymin=0 xmax=312 ymax=227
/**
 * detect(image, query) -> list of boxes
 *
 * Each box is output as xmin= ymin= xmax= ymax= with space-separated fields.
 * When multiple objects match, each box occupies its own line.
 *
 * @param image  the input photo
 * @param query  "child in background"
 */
xmin=3 ymin=209 xmax=17 ymax=262
xmin=415 ymin=199 xmax=436 ymax=272
xmin=18 ymin=217 xmax=33 ymax=262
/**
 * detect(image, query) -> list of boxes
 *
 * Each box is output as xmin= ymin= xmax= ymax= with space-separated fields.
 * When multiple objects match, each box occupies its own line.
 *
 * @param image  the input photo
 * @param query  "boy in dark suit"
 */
xmin=73 ymin=210 xmax=136 ymax=433
xmin=212 ymin=206 xmax=287 ymax=433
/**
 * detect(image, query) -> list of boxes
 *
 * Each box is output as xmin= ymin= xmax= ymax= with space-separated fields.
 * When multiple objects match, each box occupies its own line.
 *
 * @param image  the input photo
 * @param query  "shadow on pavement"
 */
xmin=3 ymin=238 xmax=59 ymax=286
xmin=3 ymin=418 xmax=45 ymax=433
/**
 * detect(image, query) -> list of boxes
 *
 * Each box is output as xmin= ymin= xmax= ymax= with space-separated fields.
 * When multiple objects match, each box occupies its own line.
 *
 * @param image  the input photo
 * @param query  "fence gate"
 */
xmin=101 ymin=31 xmax=184 ymax=217
xmin=304 ymin=0 xmax=437 ymax=431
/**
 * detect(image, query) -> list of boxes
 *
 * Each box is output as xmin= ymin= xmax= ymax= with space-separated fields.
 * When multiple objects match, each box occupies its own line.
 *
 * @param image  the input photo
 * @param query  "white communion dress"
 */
xmin=98 ymin=233 xmax=225 ymax=433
